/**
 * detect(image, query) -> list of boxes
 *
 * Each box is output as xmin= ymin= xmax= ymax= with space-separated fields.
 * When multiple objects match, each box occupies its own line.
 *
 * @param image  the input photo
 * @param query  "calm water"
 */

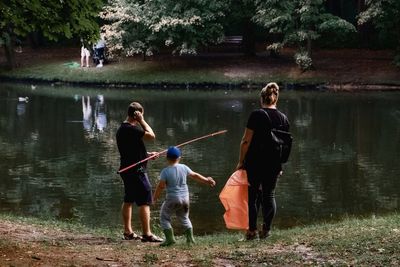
xmin=1 ymin=84 xmax=399 ymax=234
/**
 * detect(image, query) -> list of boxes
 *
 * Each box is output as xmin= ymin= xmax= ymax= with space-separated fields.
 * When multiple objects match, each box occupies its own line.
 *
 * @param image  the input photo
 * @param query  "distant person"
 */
xmin=116 ymin=102 xmax=162 ymax=242
xmin=93 ymin=37 xmax=106 ymax=68
xmin=15 ymin=38 xmax=23 ymax=53
xmin=236 ymin=82 xmax=290 ymax=240
xmin=80 ymin=39 xmax=90 ymax=68
xmin=153 ymin=146 xmax=216 ymax=246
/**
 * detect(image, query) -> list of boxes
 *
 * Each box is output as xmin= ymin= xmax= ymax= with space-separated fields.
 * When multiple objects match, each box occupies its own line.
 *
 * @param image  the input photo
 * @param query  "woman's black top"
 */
xmin=244 ymin=108 xmax=290 ymax=172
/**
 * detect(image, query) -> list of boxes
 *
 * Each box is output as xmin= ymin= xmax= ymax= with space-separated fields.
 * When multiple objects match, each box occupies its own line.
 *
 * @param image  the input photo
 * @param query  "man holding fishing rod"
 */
xmin=116 ymin=102 xmax=163 ymax=242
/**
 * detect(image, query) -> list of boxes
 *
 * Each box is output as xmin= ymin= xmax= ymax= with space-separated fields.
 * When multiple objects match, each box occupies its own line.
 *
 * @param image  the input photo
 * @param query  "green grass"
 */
xmin=1 ymin=213 xmax=399 ymax=265
xmin=0 ymin=59 xmax=326 ymax=86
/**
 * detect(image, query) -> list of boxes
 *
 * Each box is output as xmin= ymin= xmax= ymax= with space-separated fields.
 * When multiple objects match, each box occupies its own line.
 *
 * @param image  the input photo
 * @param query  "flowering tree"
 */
xmin=101 ymin=0 xmax=227 ymax=60
xmin=253 ymin=0 xmax=356 ymax=71
xmin=358 ymin=0 xmax=400 ymax=67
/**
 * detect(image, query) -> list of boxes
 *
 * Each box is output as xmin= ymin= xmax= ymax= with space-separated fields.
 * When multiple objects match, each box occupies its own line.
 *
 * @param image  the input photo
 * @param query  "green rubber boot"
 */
xmin=185 ymin=228 xmax=195 ymax=244
xmin=160 ymin=228 xmax=176 ymax=247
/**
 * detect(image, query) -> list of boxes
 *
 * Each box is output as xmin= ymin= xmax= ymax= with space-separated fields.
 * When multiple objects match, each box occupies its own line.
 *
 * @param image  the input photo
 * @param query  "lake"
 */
xmin=1 ymin=83 xmax=399 ymax=234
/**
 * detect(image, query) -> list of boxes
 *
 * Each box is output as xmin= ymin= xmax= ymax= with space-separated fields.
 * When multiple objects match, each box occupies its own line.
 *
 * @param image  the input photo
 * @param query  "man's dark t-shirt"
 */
xmin=244 ymin=108 xmax=290 ymax=172
xmin=116 ymin=122 xmax=147 ymax=172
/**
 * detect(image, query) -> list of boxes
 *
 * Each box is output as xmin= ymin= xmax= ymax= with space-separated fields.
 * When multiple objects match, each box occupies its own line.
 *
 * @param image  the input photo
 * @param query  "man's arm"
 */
xmin=153 ymin=180 xmax=166 ymax=203
xmin=134 ymin=111 xmax=155 ymax=141
xmin=236 ymin=127 xmax=253 ymax=170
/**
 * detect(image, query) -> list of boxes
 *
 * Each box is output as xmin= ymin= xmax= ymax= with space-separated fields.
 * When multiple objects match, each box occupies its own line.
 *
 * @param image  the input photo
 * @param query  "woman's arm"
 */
xmin=236 ymin=127 xmax=254 ymax=170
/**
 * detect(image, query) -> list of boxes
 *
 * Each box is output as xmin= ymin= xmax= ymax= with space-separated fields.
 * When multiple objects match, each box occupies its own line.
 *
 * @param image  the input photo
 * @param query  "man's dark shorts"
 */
xmin=120 ymin=171 xmax=152 ymax=206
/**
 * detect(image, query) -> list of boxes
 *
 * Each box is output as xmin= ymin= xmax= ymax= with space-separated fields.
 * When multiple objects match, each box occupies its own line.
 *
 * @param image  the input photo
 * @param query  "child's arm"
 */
xmin=153 ymin=180 xmax=166 ymax=203
xmin=189 ymin=172 xmax=216 ymax=187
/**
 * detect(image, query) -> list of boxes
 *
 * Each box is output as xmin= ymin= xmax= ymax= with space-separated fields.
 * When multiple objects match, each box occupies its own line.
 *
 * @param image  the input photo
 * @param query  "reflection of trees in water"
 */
xmin=2 ymin=89 xmax=400 ymax=229
xmin=0 ymin=93 xmax=120 ymax=223
xmin=279 ymin=93 xmax=400 ymax=224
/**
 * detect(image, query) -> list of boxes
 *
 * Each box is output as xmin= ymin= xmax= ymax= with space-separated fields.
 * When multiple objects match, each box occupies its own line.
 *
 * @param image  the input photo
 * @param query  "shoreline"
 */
xmin=1 ymin=213 xmax=399 ymax=266
xmin=2 ymin=75 xmax=400 ymax=91
xmin=1 ymin=47 xmax=400 ymax=92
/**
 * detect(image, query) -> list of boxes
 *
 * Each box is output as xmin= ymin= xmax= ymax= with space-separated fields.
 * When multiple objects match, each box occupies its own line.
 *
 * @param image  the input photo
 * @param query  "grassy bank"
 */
xmin=1 ymin=213 xmax=399 ymax=266
xmin=0 ymin=56 xmax=321 ymax=87
xmin=1 ymin=48 xmax=400 ymax=90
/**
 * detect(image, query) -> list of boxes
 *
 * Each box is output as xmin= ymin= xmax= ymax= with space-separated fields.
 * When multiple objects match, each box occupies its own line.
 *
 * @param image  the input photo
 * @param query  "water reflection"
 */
xmin=0 ymin=84 xmax=399 ymax=233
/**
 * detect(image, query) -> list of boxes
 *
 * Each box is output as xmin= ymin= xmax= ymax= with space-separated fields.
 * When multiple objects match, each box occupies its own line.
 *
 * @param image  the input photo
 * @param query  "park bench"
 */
xmin=204 ymin=35 xmax=243 ymax=53
xmin=223 ymin=35 xmax=243 ymax=45
xmin=221 ymin=35 xmax=243 ymax=53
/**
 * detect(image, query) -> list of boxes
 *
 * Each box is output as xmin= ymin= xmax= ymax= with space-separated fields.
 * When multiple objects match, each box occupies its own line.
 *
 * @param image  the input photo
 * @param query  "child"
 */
xmin=153 ymin=146 xmax=216 ymax=246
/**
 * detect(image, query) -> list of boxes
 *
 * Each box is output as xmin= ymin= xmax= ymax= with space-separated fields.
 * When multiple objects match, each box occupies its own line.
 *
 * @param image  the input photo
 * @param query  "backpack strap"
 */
xmin=261 ymin=108 xmax=274 ymax=129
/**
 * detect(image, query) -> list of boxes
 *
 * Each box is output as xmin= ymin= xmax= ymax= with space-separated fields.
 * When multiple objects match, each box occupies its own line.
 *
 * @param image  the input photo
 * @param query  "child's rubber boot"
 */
xmin=160 ymin=228 xmax=176 ymax=247
xmin=185 ymin=228 xmax=195 ymax=244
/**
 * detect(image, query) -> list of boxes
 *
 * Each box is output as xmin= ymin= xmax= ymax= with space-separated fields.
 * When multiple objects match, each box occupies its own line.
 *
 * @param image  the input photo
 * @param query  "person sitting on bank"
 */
xmin=153 ymin=146 xmax=216 ymax=246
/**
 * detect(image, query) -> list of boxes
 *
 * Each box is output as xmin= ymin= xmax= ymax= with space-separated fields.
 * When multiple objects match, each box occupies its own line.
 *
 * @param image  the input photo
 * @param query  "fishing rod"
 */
xmin=117 ymin=129 xmax=228 ymax=174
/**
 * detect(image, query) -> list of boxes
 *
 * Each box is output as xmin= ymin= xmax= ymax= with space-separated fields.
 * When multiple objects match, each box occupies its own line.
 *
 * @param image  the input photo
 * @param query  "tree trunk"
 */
xmin=357 ymin=0 xmax=365 ymax=13
xmin=242 ymin=18 xmax=256 ymax=56
xmin=4 ymin=40 xmax=16 ymax=69
xmin=29 ymin=32 xmax=41 ymax=48
xmin=307 ymin=35 xmax=312 ymax=58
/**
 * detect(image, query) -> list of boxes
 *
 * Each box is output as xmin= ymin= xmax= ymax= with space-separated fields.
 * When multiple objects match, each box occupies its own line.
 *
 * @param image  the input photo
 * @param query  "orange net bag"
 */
xmin=219 ymin=169 xmax=249 ymax=230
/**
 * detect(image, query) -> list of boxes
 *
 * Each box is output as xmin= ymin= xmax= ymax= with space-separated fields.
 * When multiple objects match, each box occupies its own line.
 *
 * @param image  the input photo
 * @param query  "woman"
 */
xmin=236 ymin=82 xmax=290 ymax=240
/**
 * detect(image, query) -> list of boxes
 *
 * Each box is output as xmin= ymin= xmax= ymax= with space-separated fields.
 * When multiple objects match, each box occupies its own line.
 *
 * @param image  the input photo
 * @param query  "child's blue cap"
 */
xmin=166 ymin=146 xmax=181 ymax=159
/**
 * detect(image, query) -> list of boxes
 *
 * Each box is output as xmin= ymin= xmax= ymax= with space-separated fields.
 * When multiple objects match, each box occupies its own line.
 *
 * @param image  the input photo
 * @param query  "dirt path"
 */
xmin=0 ymin=219 xmax=189 ymax=266
xmin=0 ymin=219 xmax=331 ymax=266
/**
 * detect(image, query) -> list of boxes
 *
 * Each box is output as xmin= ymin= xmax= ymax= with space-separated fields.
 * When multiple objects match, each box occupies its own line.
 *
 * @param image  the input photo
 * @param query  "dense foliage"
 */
xmin=1 ymin=0 xmax=399 ymax=69
xmin=0 ymin=0 xmax=102 ymax=68
xmin=253 ymin=0 xmax=356 ymax=70
xmin=101 ymin=0 xmax=226 ymax=59
xmin=358 ymin=0 xmax=400 ymax=66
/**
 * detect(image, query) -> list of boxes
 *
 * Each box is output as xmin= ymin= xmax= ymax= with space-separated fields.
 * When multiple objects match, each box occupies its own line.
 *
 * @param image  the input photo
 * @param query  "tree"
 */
xmin=0 ymin=0 xmax=102 ymax=69
xmin=101 ymin=0 xmax=227 ymax=60
xmin=100 ymin=0 xmax=160 ymax=60
xmin=223 ymin=0 xmax=258 ymax=56
xmin=253 ymin=0 xmax=356 ymax=70
xmin=358 ymin=0 xmax=400 ymax=67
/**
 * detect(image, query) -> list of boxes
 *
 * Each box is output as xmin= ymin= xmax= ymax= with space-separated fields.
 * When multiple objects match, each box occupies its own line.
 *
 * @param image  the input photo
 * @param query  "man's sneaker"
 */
xmin=123 ymin=232 xmax=142 ymax=240
xmin=141 ymin=234 xmax=163 ymax=243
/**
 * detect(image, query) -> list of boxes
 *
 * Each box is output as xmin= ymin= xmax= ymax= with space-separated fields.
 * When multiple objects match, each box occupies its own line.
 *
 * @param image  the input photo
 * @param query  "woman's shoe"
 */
xmin=259 ymin=224 xmax=270 ymax=239
xmin=245 ymin=230 xmax=257 ymax=241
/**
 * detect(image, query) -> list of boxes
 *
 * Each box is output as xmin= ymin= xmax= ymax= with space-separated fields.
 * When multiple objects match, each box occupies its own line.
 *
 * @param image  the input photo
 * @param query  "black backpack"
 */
xmin=262 ymin=109 xmax=293 ymax=163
